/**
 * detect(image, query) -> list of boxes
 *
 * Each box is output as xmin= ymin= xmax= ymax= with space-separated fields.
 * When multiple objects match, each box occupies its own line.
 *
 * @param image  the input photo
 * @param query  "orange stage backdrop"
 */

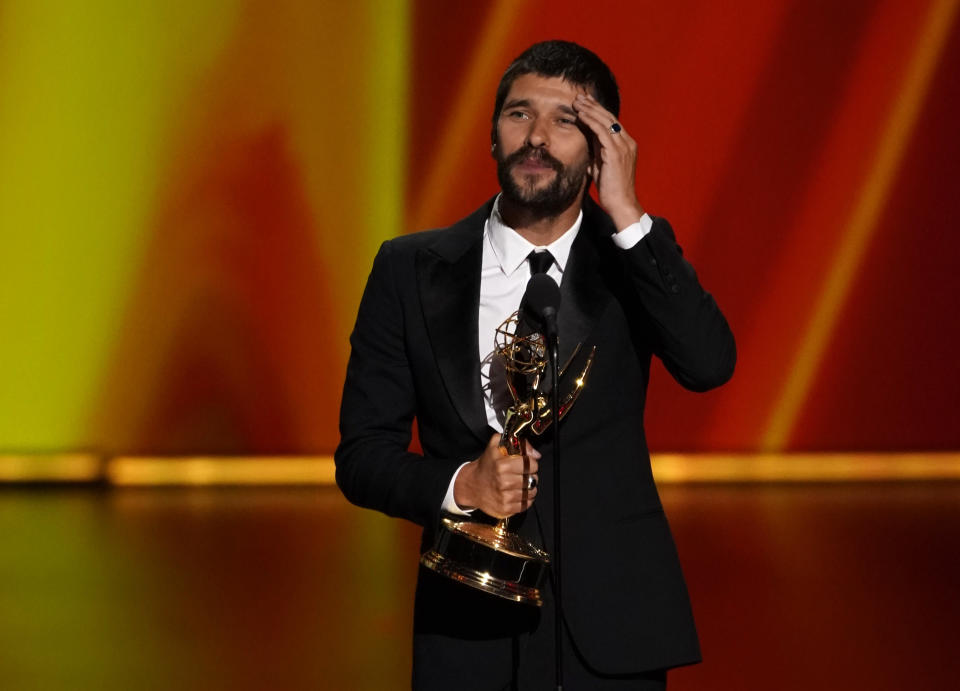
xmin=1 ymin=0 xmax=958 ymax=457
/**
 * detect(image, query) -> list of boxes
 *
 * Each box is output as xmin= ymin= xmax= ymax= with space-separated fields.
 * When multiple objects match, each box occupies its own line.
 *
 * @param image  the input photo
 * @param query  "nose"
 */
xmin=525 ymin=117 xmax=549 ymax=149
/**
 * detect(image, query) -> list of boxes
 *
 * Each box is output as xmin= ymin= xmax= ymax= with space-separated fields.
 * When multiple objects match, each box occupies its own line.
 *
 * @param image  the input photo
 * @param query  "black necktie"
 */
xmin=528 ymin=250 xmax=554 ymax=276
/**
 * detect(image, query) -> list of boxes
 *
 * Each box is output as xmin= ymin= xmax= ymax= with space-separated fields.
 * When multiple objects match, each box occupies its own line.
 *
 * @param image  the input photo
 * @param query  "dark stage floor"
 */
xmin=1 ymin=483 xmax=958 ymax=690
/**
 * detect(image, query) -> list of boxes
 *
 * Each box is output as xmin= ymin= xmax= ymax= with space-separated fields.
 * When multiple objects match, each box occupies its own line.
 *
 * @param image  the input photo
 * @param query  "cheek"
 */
xmin=496 ymin=125 xmax=525 ymax=152
xmin=556 ymin=126 xmax=589 ymax=154
xmin=559 ymin=140 xmax=591 ymax=169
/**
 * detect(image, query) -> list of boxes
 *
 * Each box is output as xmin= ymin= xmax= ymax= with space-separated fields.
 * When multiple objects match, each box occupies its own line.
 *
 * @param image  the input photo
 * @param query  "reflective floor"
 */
xmin=1 ymin=483 xmax=958 ymax=690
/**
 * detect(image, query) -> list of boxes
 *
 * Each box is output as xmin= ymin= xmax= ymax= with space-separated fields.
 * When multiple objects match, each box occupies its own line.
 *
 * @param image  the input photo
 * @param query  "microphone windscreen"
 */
xmin=523 ymin=273 xmax=561 ymax=321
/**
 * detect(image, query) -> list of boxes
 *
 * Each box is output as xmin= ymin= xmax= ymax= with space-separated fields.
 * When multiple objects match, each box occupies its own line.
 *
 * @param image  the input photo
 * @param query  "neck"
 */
xmin=498 ymin=193 xmax=584 ymax=246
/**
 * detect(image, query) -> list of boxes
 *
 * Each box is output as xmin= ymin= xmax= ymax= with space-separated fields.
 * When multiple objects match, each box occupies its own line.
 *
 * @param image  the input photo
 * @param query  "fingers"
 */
xmin=480 ymin=438 xmax=541 ymax=518
xmin=522 ymin=440 xmax=540 ymax=493
xmin=492 ymin=451 xmax=538 ymax=489
xmin=474 ymin=434 xmax=546 ymax=518
xmin=573 ymin=93 xmax=644 ymax=229
xmin=486 ymin=469 xmax=537 ymax=518
xmin=573 ymin=92 xmax=637 ymax=181
xmin=522 ymin=438 xmax=541 ymax=460
xmin=573 ymin=93 xmax=636 ymax=153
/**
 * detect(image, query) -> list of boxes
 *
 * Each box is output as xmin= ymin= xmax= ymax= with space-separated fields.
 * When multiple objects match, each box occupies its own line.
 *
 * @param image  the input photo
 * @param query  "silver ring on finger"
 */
xmin=609 ymin=122 xmax=622 ymax=134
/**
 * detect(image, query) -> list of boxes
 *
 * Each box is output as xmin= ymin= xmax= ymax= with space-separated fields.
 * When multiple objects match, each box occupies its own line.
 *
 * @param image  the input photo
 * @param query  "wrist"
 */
xmin=608 ymin=200 xmax=645 ymax=232
xmin=453 ymin=460 xmax=477 ymax=510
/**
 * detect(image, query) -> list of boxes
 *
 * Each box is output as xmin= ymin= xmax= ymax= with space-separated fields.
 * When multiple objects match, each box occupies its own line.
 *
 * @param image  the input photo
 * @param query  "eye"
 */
xmin=506 ymin=110 xmax=529 ymax=120
xmin=557 ymin=117 xmax=577 ymax=126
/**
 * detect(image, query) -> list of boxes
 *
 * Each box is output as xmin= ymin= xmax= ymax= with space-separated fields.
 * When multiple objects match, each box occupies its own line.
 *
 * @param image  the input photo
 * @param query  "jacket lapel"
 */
xmin=417 ymin=202 xmax=493 ymax=445
xmin=557 ymin=198 xmax=612 ymax=365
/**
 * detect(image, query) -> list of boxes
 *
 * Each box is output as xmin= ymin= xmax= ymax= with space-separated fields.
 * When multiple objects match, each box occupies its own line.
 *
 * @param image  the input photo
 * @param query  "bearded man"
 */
xmin=336 ymin=40 xmax=736 ymax=690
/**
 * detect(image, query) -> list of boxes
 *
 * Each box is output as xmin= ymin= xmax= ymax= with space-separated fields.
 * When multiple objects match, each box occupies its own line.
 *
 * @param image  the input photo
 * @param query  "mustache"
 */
xmin=502 ymin=145 xmax=564 ymax=172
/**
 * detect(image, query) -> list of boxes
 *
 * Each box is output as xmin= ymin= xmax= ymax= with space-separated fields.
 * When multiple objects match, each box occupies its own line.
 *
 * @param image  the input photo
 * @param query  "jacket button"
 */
xmin=670 ymin=284 xmax=680 ymax=294
xmin=649 ymin=257 xmax=657 ymax=266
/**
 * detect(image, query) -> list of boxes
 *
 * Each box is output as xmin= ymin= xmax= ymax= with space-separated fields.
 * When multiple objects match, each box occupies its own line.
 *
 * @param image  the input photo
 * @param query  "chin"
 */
xmin=515 ymin=172 xmax=553 ymax=191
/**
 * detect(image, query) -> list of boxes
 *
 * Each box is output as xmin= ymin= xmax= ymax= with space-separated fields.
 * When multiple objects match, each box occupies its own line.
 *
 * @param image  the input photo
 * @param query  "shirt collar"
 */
xmin=485 ymin=194 xmax=582 ymax=277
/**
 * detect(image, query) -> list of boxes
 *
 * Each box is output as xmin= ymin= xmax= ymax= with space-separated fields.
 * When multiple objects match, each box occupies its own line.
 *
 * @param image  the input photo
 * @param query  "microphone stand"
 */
xmin=549 ymin=335 xmax=563 ymax=691
xmin=519 ymin=272 xmax=565 ymax=688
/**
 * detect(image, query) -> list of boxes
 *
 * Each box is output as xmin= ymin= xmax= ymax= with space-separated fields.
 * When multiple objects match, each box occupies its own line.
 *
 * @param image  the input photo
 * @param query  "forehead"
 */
xmin=502 ymin=73 xmax=588 ymax=108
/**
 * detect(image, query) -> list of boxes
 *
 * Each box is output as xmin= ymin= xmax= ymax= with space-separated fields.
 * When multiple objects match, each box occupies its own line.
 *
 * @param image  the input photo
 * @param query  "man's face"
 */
xmin=494 ymin=73 xmax=592 ymax=217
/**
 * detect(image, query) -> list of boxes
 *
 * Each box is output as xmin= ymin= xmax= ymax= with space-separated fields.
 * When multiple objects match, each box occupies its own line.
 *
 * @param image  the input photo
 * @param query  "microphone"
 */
xmin=521 ymin=273 xmax=561 ymax=345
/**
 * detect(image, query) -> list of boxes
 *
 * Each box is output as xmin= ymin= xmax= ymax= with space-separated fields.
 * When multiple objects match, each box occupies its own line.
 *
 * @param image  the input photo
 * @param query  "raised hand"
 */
xmin=573 ymin=92 xmax=645 ymax=230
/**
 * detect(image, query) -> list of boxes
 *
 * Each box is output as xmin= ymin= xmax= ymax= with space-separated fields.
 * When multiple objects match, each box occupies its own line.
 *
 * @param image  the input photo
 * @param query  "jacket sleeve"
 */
xmin=619 ymin=217 xmax=736 ymax=392
xmin=335 ymin=241 xmax=463 ymax=528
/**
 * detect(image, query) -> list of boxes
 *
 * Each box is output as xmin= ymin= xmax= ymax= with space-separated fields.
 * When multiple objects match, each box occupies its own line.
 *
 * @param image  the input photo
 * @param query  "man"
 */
xmin=336 ymin=41 xmax=735 ymax=690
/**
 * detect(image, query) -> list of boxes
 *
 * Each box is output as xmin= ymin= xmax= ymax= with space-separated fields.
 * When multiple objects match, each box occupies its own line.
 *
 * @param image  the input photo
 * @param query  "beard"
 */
xmin=496 ymin=144 xmax=589 ymax=218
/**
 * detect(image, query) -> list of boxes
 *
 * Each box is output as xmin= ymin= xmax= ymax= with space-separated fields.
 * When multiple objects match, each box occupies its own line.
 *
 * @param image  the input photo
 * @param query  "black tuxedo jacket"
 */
xmin=336 ymin=196 xmax=735 ymax=677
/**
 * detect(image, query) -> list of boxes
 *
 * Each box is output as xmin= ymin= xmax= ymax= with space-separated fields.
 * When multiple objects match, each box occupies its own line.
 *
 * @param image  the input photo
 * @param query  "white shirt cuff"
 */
xmin=611 ymin=213 xmax=653 ymax=249
xmin=440 ymin=462 xmax=475 ymax=516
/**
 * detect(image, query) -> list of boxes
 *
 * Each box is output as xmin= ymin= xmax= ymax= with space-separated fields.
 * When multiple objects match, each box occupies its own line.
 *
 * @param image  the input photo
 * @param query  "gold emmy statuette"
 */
xmin=420 ymin=313 xmax=596 ymax=606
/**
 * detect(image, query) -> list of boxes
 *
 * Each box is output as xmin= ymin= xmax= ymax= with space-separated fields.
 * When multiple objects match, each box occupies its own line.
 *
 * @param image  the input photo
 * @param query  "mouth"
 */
xmin=513 ymin=155 xmax=557 ymax=174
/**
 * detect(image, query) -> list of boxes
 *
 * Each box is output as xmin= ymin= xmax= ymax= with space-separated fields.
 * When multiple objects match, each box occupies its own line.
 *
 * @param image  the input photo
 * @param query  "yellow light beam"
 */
xmin=410 ymin=0 xmax=522 ymax=228
xmin=3 ymin=453 xmax=959 ymax=485
xmin=0 ymin=454 xmax=103 ymax=482
xmin=0 ymin=2 xmax=238 ymax=449
xmin=651 ymin=452 xmax=960 ymax=483
xmin=362 ymin=0 xmax=411 ymax=273
xmin=107 ymin=456 xmax=336 ymax=486
xmin=762 ymin=0 xmax=959 ymax=450
xmin=101 ymin=452 xmax=960 ymax=486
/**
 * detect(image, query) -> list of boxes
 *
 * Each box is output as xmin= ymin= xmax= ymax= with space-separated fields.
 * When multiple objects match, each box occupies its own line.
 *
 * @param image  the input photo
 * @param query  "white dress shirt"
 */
xmin=441 ymin=196 xmax=653 ymax=514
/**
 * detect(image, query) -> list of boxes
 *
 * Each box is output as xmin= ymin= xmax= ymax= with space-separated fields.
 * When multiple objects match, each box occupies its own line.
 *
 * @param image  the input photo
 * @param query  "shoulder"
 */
xmin=379 ymin=198 xmax=494 ymax=261
xmin=381 ymin=227 xmax=449 ymax=255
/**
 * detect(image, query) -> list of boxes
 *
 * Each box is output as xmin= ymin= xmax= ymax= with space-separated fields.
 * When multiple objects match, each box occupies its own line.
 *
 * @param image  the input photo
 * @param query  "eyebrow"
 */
xmin=502 ymin=99 xmax=579 ymax=118
xmin=502 ymin=98 xmax=531 ymax=111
